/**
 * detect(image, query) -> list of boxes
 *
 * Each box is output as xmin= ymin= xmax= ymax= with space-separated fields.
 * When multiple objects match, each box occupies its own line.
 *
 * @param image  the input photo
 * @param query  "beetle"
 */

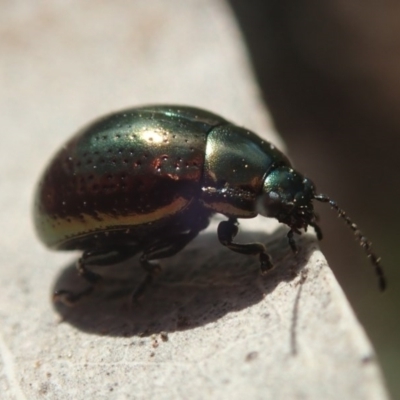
xmin=33 ymin=105 xmax=386 ymax=303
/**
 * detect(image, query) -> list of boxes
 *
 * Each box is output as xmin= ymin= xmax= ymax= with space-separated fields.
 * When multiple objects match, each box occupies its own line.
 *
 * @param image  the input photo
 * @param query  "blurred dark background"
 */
xmin=229 ymin=0 xmax=400 ymax=397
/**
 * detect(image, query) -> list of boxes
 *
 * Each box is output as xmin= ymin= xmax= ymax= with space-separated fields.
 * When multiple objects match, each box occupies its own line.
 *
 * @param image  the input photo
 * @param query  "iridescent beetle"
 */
xmin=33 ymin=105 xmax=386 ymax=303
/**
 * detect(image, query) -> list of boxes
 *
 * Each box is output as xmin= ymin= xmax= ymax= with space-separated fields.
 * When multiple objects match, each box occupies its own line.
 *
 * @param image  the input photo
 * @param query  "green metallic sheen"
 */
xmin=201 ymin=125 xmax=290 ymax=217
xmin=34 ymin=106 xmax=227 ymax=249
xmin=33 ymin=105 xmax=387 ymax=296
xmin=260 ymin=166 xmax=315 ymax=229
xmin=33 ymin=105 xmax=292 ymax=251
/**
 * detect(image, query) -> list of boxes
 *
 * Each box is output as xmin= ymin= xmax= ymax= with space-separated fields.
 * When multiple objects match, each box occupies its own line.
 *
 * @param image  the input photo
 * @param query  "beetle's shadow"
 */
xmin=53 ymin=226 xmax=317 ymax=337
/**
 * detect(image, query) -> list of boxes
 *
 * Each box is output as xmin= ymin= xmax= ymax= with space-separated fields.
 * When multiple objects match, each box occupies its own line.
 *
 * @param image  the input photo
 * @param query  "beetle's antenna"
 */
xmin=314 ymin=193 xmax=386 ymax=291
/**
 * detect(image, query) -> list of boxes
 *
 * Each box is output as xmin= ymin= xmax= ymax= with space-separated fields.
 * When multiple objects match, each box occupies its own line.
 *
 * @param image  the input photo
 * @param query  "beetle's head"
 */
xmin=257 ymin=166 xmax=317 ymax=232
xmin=257 ymin=165 xmax=386 ymax=291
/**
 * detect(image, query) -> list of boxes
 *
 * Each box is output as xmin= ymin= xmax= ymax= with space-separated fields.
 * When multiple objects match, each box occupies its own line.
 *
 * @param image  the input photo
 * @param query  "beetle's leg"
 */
xmin=77 ymin=247 xmax=145 ymax=282
xmin=132 ymin=228 xmax=205 ymax=301
xmin=132 ymin=259 xmax=162 ymax=302
xmin=54 ymin=247 xmax=140 ymax=305
xmin=309 ymin=221 xmax=323 ymax=241
xmin=287 ymin=229 xmax=298 ymax=254
xmin=144 ymin=231 xmax=202 ymax=260
xmin=218 ymin=218 xmax=273 ymax=274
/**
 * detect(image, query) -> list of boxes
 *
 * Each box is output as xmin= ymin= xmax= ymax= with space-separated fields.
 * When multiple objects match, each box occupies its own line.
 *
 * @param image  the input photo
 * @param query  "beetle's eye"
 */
xmin=257 ymin=191 xmax=283 ymax=217
xmin=265 ymin=191 xmax=280 ymax=205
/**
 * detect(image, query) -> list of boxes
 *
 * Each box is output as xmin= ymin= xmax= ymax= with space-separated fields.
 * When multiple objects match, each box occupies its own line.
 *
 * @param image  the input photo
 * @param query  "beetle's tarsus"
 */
xmin=287 ymin=229 xmax=298 ymax=254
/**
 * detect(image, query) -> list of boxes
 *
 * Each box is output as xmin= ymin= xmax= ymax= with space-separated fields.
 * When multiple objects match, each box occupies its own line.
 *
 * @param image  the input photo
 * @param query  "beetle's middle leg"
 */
xmin=54 ymin=247 xmax=140 ymax=305
xmin=133 ymin=219 xmax=209 ymax=301
xmin=218 ymin=218 xmax=273 ymax=274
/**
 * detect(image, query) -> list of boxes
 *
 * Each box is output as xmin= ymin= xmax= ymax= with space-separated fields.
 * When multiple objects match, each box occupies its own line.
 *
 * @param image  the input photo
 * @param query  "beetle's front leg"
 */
xmin=217 ymin=218 xmax=273 ymax=274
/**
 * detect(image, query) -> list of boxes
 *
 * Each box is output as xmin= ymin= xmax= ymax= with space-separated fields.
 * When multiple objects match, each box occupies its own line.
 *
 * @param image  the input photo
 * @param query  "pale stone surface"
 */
xmin=0 ymin=1 xmax=388 ymax=399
